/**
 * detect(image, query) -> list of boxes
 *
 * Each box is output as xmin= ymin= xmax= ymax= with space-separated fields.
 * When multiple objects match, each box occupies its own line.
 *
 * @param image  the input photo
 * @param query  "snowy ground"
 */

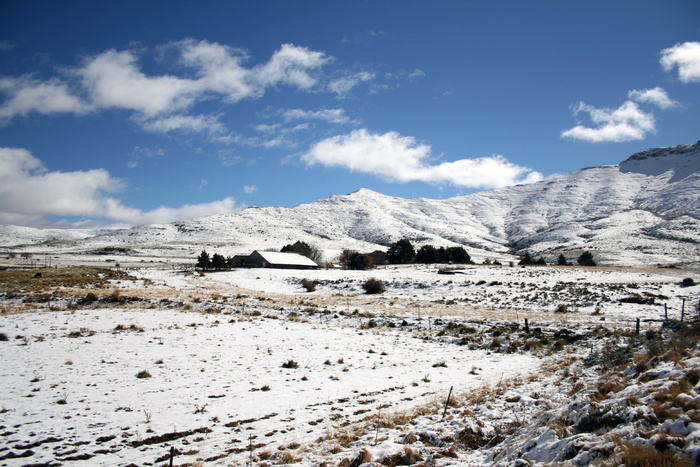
xmin=1 ymin=264 xmax=698 ymax=466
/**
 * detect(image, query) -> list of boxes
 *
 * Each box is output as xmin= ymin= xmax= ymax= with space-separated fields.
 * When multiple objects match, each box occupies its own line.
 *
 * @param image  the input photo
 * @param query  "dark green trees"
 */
xmin=281 ymin=241 xmax=322 ymax=263
xmin=386 ymin=239 xmax=416 ymax=264
xmin=577 ymin=251 xmax=597 ymax=267
xmin=347 ymin=252 xmax=371 ymax=270
xmin=197 ymin=250 xmax=212 ymax=269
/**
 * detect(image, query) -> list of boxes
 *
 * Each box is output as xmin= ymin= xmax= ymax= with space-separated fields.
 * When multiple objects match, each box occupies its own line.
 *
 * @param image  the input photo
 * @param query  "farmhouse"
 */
xmin=234 ymin=250 xmax=319 ymax=269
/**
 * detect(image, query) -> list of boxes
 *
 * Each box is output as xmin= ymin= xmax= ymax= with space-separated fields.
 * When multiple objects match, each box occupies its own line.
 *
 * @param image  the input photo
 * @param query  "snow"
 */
xmin=2 ymin=141 xmax=698 ymax=269
xmin=1 ymin=262 xmax=699 ymax=466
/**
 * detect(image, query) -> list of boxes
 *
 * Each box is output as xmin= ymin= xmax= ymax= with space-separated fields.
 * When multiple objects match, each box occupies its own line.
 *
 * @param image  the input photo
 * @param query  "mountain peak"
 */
xmin=619 ymin=141 xmax=700 ymax=181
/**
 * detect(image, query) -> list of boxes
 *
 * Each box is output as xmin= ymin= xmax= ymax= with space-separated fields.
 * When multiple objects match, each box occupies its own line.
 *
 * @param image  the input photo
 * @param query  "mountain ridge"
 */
xmin=2 ymin=141 xmax=699 ymax=268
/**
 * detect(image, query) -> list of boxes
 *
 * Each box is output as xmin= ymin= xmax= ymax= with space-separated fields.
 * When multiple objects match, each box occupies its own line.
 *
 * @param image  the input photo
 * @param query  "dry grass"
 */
xmin=619 ymin=442 xmax=693 ymax=467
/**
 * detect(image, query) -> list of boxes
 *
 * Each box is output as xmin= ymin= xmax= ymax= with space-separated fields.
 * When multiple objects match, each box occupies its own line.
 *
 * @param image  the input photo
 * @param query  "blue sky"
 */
xmin=1 ymin=0 xmax=699 ymax=228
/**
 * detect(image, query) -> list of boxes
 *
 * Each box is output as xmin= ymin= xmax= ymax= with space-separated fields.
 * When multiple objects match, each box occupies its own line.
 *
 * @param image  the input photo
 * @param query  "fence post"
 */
xmin=169 ymin=446 xmax=174 ymax=467
xmin=635 ymin=318 xmax=640 ymax=336
xmin=681 ymin=299 xmax=686 ymax=324
xmin=442 ymin=386 xmax=454 ymax=419
xmin=524 ymin=318 xmax=529 ymax=333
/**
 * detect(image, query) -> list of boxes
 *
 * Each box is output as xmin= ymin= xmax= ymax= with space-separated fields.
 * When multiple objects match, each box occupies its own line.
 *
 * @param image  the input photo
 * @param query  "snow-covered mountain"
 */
xmin=2 ymin=142 xmax=699 ymax=268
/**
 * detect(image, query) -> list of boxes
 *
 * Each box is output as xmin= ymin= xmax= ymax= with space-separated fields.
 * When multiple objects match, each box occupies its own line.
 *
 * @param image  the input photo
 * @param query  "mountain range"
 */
xmin=2 ymin=141 xmax=699 ymax=268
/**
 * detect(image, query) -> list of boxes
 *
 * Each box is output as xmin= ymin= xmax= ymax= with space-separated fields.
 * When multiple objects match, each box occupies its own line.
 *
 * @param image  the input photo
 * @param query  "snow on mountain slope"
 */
xmin=3 ymin=142 xmax=699 ymax=267
xmin=0 ymin=224 xmax=110 ymax=248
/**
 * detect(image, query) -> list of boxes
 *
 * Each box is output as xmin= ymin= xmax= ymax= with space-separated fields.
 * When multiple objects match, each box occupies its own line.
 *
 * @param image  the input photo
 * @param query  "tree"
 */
xmin=197 ymin=250 xmax=212 ymax=269
xmin=386 ymin=239 xmax=415 ymax=264
xmin=577 ymin=251 xmax=596 ymax=267
xmin=416 ymin=245 xmax=439 ymax=264
xmin=518 ymin=252 xmax=534 ymax=265
xmin=447 ymin=246 xmax=472 ymax=264
xmin=347 ymin=252 xmax=371 ymax=270
xmin=339 ymin=249 xmax=354 ymax=269
xmin=212 ymin=253 xmax=227 ymax=270
xmin=557 ymin=254 xmax=569 ymax=266
xmin=281 ymin=241 xmax=322 ymax=263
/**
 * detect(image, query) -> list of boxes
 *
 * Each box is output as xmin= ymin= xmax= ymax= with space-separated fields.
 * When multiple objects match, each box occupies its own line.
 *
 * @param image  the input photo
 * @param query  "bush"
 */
xmin=282 ymin=359 xmax=299 ymax=369
xmin=136 ymin=369 xmax=152 ymax=379
xmin=681 ymin=277 xmax=695 ymax=287
xmin=362 ymin=278 xmax=385 ymax=294
xmin=301 ymin=279 xmax=317 ymax=292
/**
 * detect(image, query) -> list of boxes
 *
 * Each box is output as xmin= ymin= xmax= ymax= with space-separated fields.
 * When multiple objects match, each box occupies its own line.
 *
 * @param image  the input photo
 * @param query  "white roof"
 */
xmin=254 ymin=251 xmax=318 ymax=267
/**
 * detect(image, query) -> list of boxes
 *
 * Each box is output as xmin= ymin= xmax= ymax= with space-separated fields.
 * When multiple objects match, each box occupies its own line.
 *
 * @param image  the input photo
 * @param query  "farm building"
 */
xmin=233 ymin=250 xmax=319 ymax=269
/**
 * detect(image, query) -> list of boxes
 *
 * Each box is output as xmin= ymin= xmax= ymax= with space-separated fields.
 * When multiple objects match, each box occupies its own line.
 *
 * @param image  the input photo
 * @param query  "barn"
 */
xmin=235 ymin=250 xmax=319 ymax=269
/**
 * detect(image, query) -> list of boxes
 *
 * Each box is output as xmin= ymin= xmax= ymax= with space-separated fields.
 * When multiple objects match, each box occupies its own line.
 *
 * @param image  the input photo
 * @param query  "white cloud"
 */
xmin=243 ymin=185 xmax=258 ymax=194
xmin=0 ymin=147 xmax=237 ymax=227
xmin=0 ymin=76 xmax=90 ymax=122
xmin=79 ymin=49 xmax=198 ymax=117
xmin=0 ymin=40 xmax=334 ymax=138
xmin=300 ymin=129 xmax=542 ymax=189
xmin=254 ymin=43 xmax=329 ymax=89
xmin=561 ymin=100 xmax=656 ymax=143
xmin=408 ymin=68 xmax=426 ymax=80
xmin=328 ymin=72 xmax=375 ymax=96
xmin=628 ymin=87 xmax=678 ymax=109
xmin=660 ymin=41 xmax=700 ymax=83
xmin=279 ymin=108 xmax=353 ymax=124
xmin=0 ymin=41 xmax=14 ymax=51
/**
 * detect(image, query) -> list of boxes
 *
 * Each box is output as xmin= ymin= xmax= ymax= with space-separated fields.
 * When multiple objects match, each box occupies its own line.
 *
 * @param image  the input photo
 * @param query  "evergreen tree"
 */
xmin=447 ymin=246 xmax=472 ymax=264
xmin=577 ymin=251 xmax=597 ymax=267
xmin=281 ymin=241 xmax=322 ymax=262
xmin=416 ymin=245 xmax=439 ymax=263
xmin=557 ymin=254 xmax=569 ymax=266
xmin=386 ymin=239 xmax=415 ymax=264
xmin=518 ymin=252 xmax=534 ymax=265
xmin=196 ymin=250 xmax=212 ymax=269
xmin=347 ymin=252 xmax=371 ymax=270
xmin=212 ymin=253 xmax=227 ymax=270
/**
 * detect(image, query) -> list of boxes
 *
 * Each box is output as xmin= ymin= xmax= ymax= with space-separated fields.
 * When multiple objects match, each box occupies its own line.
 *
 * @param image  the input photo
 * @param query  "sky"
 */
xmin=0 ymin=0 xmax=699 ymax=229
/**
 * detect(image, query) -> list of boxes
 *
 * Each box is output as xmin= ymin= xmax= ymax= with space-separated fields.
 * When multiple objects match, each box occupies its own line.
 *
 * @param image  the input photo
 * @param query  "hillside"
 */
xmin=2 ymin=141 xmax=699 ymax=268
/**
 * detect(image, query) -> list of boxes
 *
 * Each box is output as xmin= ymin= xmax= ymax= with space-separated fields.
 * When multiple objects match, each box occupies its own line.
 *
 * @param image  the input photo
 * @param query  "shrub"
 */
xmin=0 ymin=333 xmax=7 ymax=341
xmin=136 ymin=369 xmax=152 ymax=379
xmin=282 ymin=359 xmax=299 ymax=369
xmin=301 ymin=279 xmax=317 ymax=292
xmin=362 ymin=278 xmax=385 ymax=294
xmin=681 ymin=277 xmax=695 ymax=287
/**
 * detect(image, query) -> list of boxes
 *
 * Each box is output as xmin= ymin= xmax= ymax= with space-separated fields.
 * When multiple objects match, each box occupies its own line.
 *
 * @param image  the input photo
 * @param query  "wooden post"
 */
xmin=681 ymin=299 xmax=686 ymax=324
xmin=664 ymin=303 xmax=668 ymax=321
xmin=635 ymin=318 xmax=640 ymax=336
xmin=169 ymin=446 xmax=174 ymax=467
xmin=442 ymin=386 xmax=454 ymax=419
xmin=249 ymin=434 xmax=253 ymax=465
xmin=524 ymin=318 xmax=529 ymax=333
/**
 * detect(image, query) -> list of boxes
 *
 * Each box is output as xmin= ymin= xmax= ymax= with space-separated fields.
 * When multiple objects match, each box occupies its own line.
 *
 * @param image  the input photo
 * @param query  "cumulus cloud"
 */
xmin=0 ymin=147 xmax=237 ymax=227
xmin=300 ymin=129 xmax=542 ymax=189
xmin=0 ymin=76 xmax=90 ymax=121
xmin=0 ymin=40 xmax=333 ymax=139
xmin=628 ymin=87 xmax=678 ymax=109
xmin=561 ymin=100 xmax=656 ymax=143
xmin=660 ymin=41 xmax=700 ymax=83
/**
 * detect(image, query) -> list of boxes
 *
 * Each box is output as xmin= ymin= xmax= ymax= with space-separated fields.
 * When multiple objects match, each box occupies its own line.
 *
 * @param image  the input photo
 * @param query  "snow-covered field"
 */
xmin=1 ymin=264 xmax=699 ymax=466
